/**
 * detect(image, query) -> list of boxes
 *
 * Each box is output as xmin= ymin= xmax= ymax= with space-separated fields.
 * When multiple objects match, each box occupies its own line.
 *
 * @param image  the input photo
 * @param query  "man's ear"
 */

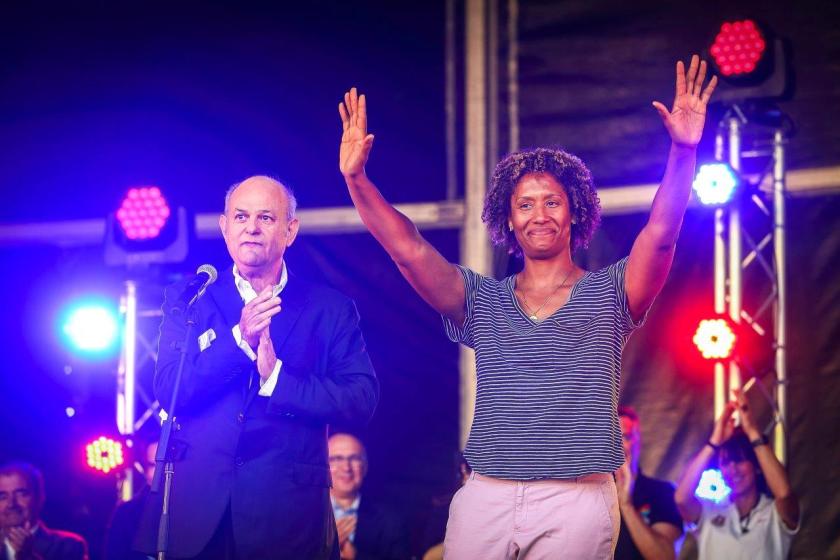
xmin=219 ymin=214 xmax=227 ymax=241
xmin=286 ymin=218 xmax=300 ymax=247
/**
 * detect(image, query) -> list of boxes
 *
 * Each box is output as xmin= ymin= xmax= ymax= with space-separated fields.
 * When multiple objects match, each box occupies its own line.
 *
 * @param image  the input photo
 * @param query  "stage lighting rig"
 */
xmin=104 ymin=186 xmax=188 ymax=267
xmin=710 ymin=20 xmax=766 ymax=78
xmin=693 ymin=162 xmax=741 ymax=207
xmin=707 ymin=18 xmax=793 ymax=104
xmin=85 ymin=436 xmax=126 ymax=474
xmin=61 ymin=300 xmax=120 ymax=357
xmin=116 ymin=186 xmax=171 ymax=240
xmin=693 ymin=318 xmax=737 ymax=361
xmin=695 ymin=468 xmax=731 ymax=504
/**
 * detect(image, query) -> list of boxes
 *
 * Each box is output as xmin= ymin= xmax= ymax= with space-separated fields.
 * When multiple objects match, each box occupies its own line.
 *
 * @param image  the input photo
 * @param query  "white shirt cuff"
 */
xmin=258 ymin=360 xmax=282 ymax=396
xmin=231 ymin=324 xmax=257 ymax=360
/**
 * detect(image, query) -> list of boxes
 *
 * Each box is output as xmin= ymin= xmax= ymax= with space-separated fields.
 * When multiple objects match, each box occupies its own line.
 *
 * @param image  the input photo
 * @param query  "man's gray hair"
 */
xmin=223 ymin=176 xmax=298 ymax=221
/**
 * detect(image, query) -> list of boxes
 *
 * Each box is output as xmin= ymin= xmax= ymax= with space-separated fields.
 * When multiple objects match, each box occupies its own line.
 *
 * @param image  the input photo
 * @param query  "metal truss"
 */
xmin=713 ymin=104 xmax=791 ymax=464
xmin=116 ymin=280 xmax=164 ymax=500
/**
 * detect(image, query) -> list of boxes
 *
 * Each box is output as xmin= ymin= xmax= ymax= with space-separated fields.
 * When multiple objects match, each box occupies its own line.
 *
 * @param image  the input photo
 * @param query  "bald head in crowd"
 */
xmin=328 ymin=433 xmax=368 ymax=504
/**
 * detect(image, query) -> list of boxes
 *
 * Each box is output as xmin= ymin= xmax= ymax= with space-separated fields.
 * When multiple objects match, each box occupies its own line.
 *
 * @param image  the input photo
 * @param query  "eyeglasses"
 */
xmin=0 ymin=488 xmax=32 ymax=503
xmin=328 ymin=454 xmax=365 ymax=467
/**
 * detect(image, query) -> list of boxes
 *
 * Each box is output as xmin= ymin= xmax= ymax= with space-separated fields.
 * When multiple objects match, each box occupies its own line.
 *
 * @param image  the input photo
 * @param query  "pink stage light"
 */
xmin=710 ymin=19 xmax=766 ymax=78
xmin=115 ymin=187 xmax=171 ymax=240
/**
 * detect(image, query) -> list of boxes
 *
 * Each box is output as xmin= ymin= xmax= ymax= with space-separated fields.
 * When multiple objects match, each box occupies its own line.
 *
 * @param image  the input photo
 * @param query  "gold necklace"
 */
xmin=518 ymin=267 xmax=575 ymax=321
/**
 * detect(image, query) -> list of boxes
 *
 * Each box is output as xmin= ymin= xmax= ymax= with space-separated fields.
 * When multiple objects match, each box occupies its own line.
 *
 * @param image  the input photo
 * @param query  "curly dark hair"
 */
xmin=482 ymin=147 xmax=601 ymax=256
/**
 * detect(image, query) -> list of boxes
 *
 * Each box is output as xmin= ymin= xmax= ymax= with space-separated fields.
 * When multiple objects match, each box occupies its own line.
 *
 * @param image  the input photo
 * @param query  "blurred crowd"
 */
xmin=2 ymin=392 xmax=797 ymax=560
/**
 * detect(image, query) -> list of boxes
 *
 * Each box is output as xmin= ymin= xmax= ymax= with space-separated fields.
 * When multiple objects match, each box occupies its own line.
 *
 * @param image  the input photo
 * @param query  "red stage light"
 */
xmin=85 ymin=436 xmax=125 ymax=474
xmin=115 ymin=187 xmax=171 ymax=240
xmin=693 ymin=319 xmax=737 ymax=360
xmin=709 ymin=19 xmax=766 ymax=77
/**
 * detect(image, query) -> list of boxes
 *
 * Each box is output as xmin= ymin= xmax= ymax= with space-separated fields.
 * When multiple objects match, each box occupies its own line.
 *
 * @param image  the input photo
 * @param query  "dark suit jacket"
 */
xmin=0 ymin=522 xmax=88 ymax=560
xmin=105 ymin=488 xmax=148 ymax=560
xmin=354 ymin=498 xmax=411 ymax=560
xmin=140 ymin=267 xmax=378 ymax=559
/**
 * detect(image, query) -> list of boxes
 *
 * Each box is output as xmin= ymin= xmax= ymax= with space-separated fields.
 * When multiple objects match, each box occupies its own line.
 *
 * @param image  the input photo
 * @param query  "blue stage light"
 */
xmin=61 ymin=302 xmax=120 ymax=355
xmin=692 ymin=163 xmax=740 ymax=206
xmin=695 ymin=468 xmax=731 ymax=503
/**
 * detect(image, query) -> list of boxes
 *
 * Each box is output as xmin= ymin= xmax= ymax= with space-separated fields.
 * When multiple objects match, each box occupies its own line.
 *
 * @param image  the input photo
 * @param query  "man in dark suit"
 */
xmin=328 ymin=433 xmax=409 ymax=560
xmin=143 ymin=176 xmax=379 ymax=559
xmin=0 ymin=462 xmax=88 ymax=560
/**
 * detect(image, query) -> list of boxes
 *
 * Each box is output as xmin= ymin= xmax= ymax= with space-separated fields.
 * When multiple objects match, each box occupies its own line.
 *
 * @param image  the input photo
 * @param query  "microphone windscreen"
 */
xmin=197 ymin=264 xmax=218 ymax=284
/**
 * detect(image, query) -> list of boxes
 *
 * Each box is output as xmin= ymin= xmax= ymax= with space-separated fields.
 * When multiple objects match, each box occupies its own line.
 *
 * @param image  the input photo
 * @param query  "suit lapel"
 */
xmin=204 ymin=266 xmax=243 ymax=329
xmin=355 ymin=499 xmax=382 ymax=550
xmin=30 ymin=522 xmax=51 ymax=557
xmin=269 ymin=271 xmax=307 ymax=351
xmin=203 ymin=267 xmax=254 ymax=403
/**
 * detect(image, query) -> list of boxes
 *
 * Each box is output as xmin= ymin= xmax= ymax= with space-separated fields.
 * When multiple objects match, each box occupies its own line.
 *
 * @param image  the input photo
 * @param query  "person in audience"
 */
xmin=329 ymin=433 xmax=409 ymax=560
xmin=0 ymin=462 xmax=88 ymax=560
xmin=614 ymin=406 xmax=682 ymax=559
xmin=675 ymin=388 xmax=799 ymax=560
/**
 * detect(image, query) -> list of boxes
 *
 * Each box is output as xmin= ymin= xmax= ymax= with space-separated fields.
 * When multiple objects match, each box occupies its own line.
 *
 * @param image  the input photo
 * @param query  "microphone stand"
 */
xmin=151 ymin=308 xmax=196 ymax=560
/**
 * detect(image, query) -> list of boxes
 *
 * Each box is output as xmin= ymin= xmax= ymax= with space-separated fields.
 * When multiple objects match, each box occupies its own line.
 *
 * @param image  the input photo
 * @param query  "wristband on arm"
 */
xmin=750 ymin=434 xmax=770 ymax=448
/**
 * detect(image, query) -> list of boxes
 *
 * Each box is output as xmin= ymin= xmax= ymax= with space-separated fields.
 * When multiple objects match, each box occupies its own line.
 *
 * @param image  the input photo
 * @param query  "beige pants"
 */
xmin=444 ymin=471 xmax=619 ymax=559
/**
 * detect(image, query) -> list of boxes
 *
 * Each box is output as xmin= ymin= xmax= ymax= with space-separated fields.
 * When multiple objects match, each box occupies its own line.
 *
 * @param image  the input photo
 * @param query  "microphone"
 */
xmin=171 ymin=264 xmax=218 ymax=315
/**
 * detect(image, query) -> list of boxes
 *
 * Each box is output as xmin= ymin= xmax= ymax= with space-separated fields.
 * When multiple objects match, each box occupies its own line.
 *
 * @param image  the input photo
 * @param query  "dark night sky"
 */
xmin=0 ymin=1 xmax=448 ymax=223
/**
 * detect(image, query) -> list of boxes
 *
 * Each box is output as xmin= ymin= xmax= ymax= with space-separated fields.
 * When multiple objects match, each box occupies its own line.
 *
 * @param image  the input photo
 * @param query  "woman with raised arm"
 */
xmin=674 ymin=389 xmax=800 ymax=559
xmin=339 ymin=56 xmax=716 ymax=559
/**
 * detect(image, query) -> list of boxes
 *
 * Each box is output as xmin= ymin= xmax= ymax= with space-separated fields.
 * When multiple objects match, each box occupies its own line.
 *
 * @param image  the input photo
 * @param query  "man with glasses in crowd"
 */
xmin=328 ymin=433 xmax=409 ymax=560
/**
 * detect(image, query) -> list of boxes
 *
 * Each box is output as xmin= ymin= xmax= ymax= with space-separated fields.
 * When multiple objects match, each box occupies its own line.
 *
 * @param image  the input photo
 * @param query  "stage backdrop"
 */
xmin=1 ymin=1 xmax=838 ymax=558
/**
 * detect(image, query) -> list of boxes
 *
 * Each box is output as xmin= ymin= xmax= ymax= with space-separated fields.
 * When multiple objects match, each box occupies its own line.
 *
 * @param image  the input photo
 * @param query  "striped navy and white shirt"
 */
xmin=443 ymin=256 xmax=643 ymax=480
